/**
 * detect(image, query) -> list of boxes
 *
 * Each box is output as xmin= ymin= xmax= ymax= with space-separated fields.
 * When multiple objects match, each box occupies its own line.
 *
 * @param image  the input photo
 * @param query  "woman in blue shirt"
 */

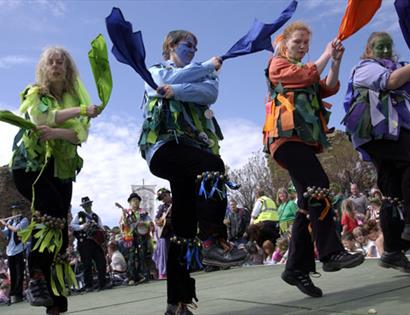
xmin=139 ymin=30 xmax=247 ymax=315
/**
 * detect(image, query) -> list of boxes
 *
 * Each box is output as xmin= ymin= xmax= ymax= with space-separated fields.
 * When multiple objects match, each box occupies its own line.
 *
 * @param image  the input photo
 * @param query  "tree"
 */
xmin=227 ymin=151 xmax=276 ymax=210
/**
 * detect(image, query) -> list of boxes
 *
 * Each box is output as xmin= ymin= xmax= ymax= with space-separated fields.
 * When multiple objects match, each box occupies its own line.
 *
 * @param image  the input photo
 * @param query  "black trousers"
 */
xmin=8 ymin=252 xmax=25 ymax=298
xmin=149 ymin=142 xmax=227 ymax=304
xmin=361 ymin=130 xmax=410 ymax=252
xmin=13 ymin=162 xmax=71 ymax=312
xmin=274 ymin=142 xmax=344 ymax=273
xmin=77 ymin=239 xmax=107 ymax=288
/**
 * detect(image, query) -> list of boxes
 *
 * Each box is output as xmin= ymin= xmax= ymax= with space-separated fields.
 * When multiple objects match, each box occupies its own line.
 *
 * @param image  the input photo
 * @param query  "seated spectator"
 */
xmin=224 ymin=199 xmax=250 ymax=245
xmin=244 ymin=241 xmax=264 ymax=265
xmin=352 ymin=226 xmax=368 ymax=254
xmin=341 ymin=199 xmax=359 ymax=235
xmin=107 ymin=241 xmax=128 ymax=286
xmin=246 ymin=221 xmax=280 ymax=249
xmin=108 ymin=241 xmax=127 ymax=273
xmin=342 ymin=232 xmax=357 ymax=253
xmin=262 ymin=240 xmax=275 ymax=265
xmin=272 ymin=237 xmax=289 ymax=264
xmin=366 ymin=198 xmax=381 ymax=223
xmin=363 ymin=220 xmax=383 ymax=258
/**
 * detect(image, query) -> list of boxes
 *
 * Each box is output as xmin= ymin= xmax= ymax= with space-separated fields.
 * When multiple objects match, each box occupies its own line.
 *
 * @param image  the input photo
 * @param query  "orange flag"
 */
xmin=337 ymin=0 xmax=382 ymax=41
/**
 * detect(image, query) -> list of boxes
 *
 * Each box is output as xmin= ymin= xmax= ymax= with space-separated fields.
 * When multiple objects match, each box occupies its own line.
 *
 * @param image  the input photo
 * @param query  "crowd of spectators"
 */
xmin=0 ymin=181 xmax=403 ymax=306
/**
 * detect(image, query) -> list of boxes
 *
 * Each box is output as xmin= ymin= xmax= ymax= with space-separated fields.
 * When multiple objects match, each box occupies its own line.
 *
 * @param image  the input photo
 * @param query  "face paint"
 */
xmin=175 ymin=39 xmax=197 ymax=66
xmin=372 ymin=36 xmax=393 ymax=59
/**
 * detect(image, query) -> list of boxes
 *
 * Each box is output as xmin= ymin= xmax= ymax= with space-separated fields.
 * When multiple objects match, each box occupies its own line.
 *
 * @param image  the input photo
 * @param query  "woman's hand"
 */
xmin=36 ymin=125 xmax=60 ymax=141
xmin=331 ymin=39 xmax=345 ymax=62
xmin=86 ymin=105 xmax=99 ymax=118
xmin=36 ymin=125 xmax=79 ymax=144
xmin=157 ymin=85 xmax=174 ymax=99
xmin=211 ymin=56 xmax=222 ymax=71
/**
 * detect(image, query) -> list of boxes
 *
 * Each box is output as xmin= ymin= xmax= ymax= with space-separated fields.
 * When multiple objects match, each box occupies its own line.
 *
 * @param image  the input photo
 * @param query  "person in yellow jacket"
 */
xmin=251 ymin=190 xmax=278 ymax=224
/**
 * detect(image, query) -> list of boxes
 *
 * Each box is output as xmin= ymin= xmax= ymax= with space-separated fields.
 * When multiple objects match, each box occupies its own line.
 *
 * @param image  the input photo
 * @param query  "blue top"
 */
xmin=1 ymin=216 xmax=28 ymax=256
xmin=142 ymin=59 xmax=219 ymax=166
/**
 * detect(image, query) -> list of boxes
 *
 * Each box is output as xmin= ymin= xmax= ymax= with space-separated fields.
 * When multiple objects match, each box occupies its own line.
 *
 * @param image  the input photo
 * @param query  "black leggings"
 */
xmin=274 ymin=142 xmax=344 ymax=273
xmin=361 ymin=130 xmax=410 ymax=251
xmin=13 ymin=161 xmax=71 ymax=312
xmin=149 ymin=141 xmax=227 ymax=304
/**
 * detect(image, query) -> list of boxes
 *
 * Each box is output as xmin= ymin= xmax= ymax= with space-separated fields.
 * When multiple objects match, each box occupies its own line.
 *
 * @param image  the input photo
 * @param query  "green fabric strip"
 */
xmin=88 ymin=34 xmax=113 ymax=112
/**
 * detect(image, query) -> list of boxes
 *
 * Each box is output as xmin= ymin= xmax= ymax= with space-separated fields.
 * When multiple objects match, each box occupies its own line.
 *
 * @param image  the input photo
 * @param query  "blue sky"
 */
xmin=0 ymin=0 xmax=404 ymax=226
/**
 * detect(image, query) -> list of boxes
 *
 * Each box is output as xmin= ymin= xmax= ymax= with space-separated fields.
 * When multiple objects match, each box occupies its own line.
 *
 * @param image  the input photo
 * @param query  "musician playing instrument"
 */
xmin=117 ymin=193 xmax=154 ymax=285
xmin=0 ymin=204 xmax=28 ymax=304
xmin=70 ymin=196 xmax=110 ymax=292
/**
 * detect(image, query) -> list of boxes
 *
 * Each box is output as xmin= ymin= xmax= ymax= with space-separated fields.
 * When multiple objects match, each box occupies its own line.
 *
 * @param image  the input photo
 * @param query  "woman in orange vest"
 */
xmin=263 ymin=21 xmax=364 ymax=297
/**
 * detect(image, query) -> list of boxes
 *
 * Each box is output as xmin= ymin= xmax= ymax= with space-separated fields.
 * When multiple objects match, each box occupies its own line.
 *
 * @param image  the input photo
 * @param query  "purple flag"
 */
xmin=221 ymin=0 xmax=298 ymax=61
xmin=395 ymin=0 xmax=410 ymax=50
xmin=106 ymin=7 xmax=158 ymax=90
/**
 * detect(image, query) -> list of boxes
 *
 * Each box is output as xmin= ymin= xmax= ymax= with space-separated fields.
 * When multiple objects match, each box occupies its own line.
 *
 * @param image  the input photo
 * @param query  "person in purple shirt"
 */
xmin=343 ymin=31 xmax=410 ymax=273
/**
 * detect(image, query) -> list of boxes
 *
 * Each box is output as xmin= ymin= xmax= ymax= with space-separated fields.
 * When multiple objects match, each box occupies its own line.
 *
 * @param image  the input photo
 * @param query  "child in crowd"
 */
xmin=366 ymin=198 xmax=381 ymax=223
xmin=341 ymin=199 xmax=360 ymax=234
xmin=272 ymin=237 xmax=289 ymax=264
xmin=342 ymin=232 xmax=357 ymax=253
xmin=353 ymin=226 xmax=368 ymax=254
xmin=363 ymin=220 xmax=383 ymax=258
xmin=262 ymin=240 xmax=275 ymax=265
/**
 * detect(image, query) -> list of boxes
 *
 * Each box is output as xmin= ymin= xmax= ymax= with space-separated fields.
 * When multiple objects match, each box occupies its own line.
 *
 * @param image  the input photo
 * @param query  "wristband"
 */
xmin=79 ymin=105 xmax=87 ymax=116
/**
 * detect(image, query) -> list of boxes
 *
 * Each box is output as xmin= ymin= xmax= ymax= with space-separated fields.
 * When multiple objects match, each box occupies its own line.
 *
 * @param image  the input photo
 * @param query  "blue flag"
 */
xmin=105 ymin=7 xmax=158 ymax=90
xmin=221 ymin=0 xmax=298 ymax=61
xmin=395 ymin=0 xmax=410 ymax=50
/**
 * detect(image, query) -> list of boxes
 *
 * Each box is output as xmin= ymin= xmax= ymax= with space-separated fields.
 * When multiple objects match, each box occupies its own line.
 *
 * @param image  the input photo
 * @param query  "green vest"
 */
xmin=254 ymin=196 xmax=278 ymax=223
xmin=138 ymin=96 xmax=224 ymax=158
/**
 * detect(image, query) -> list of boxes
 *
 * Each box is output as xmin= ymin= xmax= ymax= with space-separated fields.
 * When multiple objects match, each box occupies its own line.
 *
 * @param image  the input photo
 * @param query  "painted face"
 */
xmin=371 ymin=36 xmax=393 ymax=59
xmin=174 ymin=37 xmax=197 ymax=66
xmin=46 ymin=53 xmax=66 ymax=82
xmin=285 ymin=29 xmax=310 ymax=62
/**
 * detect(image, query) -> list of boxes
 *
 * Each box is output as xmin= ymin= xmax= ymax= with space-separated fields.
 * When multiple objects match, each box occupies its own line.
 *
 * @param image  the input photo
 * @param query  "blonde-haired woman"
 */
xmin=276 ymin=187 xmax=298 ymax=235
xmin=263 ymin=21 xmax=364 ymax=297
xmin=11 ymin=47 xmax=99 ymax=315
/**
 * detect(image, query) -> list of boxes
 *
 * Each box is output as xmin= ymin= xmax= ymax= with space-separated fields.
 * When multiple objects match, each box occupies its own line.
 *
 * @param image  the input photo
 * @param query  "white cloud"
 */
xmin=0 ymin=55 xmax=34 ymax=69
xmin=219 ymin=118 xmax=262 ymax=170
xmin=0 ymin=113 xmax=261 ymax=227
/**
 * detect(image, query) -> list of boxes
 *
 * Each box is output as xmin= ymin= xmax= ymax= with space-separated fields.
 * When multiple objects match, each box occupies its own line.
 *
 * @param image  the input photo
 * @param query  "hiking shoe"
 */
xmin=401 ymin=224 xmax=410 ymax=241
xmin=26 ymin=279 xmax=53 ymax=307
xmin=281 ymin=270 xmax=323 ymax=298
xmin=202 ymin=244 xmax=247 ymax=267
xmin=379 ymin=251 xmax=410 ymax=273
xmin=322 ymin=251 xmax=364 ymax=272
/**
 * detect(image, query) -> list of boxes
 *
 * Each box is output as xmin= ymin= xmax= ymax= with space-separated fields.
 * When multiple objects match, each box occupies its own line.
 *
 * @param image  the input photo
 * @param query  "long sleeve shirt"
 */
xmin=70 ymin=211 xmax=103 ymax=232
xmin=1 ymin=216 xmax=28 ymax=256
xmin=142 ymin=59 xmax=220 ymax=165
